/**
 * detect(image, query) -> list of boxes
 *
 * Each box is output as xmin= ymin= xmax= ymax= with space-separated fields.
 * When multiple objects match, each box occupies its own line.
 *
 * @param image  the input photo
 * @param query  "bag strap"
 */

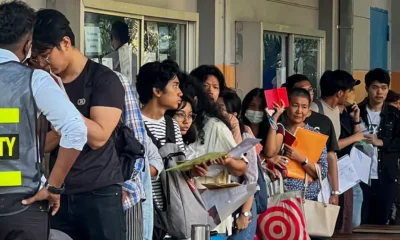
xmin=82 ymin=60 xmax=100 ymax=118
xmin=304 ymin=163 xmax=327 ymax=206
xmin=314 ymin=99 xmax=324 ymax=115
xmin=164 ymin=115 xmax=176 ymax=143
xmin=145 ymin=124 xmax=162 ymax=149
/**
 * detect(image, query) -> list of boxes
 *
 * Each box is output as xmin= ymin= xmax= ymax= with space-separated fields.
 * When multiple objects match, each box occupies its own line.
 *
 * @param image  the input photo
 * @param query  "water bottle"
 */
xmin=191 ymin=224 xmax=210 ymax=240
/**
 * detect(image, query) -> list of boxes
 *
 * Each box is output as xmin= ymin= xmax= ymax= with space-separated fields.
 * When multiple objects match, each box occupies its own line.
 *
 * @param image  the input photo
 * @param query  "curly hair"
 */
xmin=0 ymin=1 xmax=36 ymax=45
xmin=190 ymin=65 xmax=227 ymax=92
xmin=178 ymin=71 xmax=230 ymax=144
xmin=136 ymin=60 xmax=180 ymax=105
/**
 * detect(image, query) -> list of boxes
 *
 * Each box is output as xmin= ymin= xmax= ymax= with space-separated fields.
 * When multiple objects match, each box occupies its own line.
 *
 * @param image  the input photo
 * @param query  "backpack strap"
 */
xmin=82 ymin=60 xmax=100 ymax=118
xmin=164 ymin=115 xmax=176 ymax=144
xmin=145 ymin=124 xmax=162 ymax=149
xmin=314 ymin=99 xmax=324 ymax=115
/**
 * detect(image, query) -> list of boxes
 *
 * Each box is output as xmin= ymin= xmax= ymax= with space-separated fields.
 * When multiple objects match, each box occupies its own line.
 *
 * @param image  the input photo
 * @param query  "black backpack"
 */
xmin=84 ymin=62 xmax=145 ymax=180
xmin=255 ymin=157 xmax=268 ymax=214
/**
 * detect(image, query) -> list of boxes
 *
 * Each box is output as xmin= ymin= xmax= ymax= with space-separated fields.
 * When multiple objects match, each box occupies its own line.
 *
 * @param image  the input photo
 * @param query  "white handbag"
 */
xmin=303 ymin=164 xmax=340 ymax=237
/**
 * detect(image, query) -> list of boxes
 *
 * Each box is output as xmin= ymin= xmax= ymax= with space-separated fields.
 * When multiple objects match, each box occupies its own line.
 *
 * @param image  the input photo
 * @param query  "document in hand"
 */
xmin=337 ymin=155 xmax=360 ymax=193
xmin=166 ymin=138 xmax=262 ymax=173
xmin=264 ymin=87 xmax=289 ymax=110
xmin=201 ymin=183 xmax=257 ymax=229
xmin=285 ymin=128 xmax=328 ymax=181
xmin=350 ymin=146 xmax=372 ymax=184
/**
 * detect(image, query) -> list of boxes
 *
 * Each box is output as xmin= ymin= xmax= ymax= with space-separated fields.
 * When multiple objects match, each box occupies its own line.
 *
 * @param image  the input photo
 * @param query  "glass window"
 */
xmin=263 ymin=33 xmax=288 ymax=90
xmin=84 ymin=12 xmax=140 ymax=83
xmin=293 ymin=37 xmax=319 ymax=90
xmin=144 ymin=21 xmax=186 ymax=69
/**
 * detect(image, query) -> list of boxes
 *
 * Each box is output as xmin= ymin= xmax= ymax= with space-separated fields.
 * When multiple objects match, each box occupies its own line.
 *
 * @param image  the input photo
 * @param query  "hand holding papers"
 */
xmin=285 ymin=128 xmax=328 ymax=181
xmin=350 ymin=146 xmax=372 ymax=184
xmin=167 ymin=138 xmax=262 ymax=173
xmin=264 ymin=87 xmax=289 ymax=110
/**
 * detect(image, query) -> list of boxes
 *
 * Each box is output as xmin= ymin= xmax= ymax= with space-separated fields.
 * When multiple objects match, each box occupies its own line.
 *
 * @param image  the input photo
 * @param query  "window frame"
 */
xmin=81 ymin=0 xmax=199 ymax=71
xmin=262 ymin=22 xmax=325 ymax=94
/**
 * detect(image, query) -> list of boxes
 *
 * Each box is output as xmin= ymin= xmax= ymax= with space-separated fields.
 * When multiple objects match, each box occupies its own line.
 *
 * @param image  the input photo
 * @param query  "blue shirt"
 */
xmin=0 ymin=49 xmax=87 ymax=151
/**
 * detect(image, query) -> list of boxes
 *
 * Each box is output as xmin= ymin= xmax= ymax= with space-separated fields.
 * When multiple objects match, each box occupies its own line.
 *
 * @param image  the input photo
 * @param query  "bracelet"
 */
xmin=352 ymin=120 xmax=361 ymax=125
xmin=331 ymin=191 xmax=340 ymax=195
xmin=267 ymin=114 xmax=278 ymax=130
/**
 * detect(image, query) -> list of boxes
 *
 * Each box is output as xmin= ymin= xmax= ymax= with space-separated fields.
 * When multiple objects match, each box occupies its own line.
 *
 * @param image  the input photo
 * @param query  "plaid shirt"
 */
xmin=114 ymin=72 xmax=146 ymax=209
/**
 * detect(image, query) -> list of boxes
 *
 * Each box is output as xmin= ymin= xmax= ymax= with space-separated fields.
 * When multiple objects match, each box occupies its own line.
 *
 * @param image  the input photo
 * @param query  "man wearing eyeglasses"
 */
xmin=0 ymin=2 xmax=87 ymax=240
xmin=31 ymin=9 xmax=127 ymax=240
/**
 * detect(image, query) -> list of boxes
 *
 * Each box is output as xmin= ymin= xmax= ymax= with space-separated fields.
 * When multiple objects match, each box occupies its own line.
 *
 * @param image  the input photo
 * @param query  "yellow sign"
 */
xmin=0 ymin=171 xmax=22 ymax=186
xmin=0 ymin=108 xmax=19 ymax=123
xmin=0 ymin=134 xmax=19 ymax=159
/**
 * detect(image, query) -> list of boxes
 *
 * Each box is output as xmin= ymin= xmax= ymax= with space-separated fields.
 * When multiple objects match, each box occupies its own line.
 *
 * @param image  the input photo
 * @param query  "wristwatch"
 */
xmin=331 ymin=191 xmax=340 ymax=195
xmin=240 ymin=212 xmax=252 ymax=218
xmin=44 ymin=182 xmax=65 ymax=194
xmin=301 ymin=157 xmax=309 ymax=166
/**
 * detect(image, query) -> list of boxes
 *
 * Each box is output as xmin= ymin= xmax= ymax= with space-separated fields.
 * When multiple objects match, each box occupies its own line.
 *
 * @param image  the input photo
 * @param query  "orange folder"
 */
xmin=286 ymin=127 xmax=328 ymax=181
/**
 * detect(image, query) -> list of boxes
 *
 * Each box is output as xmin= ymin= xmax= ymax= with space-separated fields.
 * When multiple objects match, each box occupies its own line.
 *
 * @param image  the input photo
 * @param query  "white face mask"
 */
xmin=245 ymin=110 xmax=264 ymax=124
xmin=22 ymin=46 xmax=32 ymax=63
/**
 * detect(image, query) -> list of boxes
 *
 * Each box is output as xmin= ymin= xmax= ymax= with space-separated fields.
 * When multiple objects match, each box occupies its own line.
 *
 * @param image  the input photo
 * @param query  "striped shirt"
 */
xmin=142 ymin=115 xmax=185 ymax=210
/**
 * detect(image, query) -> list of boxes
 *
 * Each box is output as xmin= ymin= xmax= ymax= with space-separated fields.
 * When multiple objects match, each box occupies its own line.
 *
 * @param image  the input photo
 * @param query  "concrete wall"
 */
xmin=206 ymin=0 xmax=320 ymax=88
xmin=352 ymin=0 xmax=391 ymax=102
xmin=24 ymin=0 xmax=46 ymax=9
xmin=113 ymin=0 xmax=197 ymax=12
xmin=391 ymin=0 xmax=400 ymax=92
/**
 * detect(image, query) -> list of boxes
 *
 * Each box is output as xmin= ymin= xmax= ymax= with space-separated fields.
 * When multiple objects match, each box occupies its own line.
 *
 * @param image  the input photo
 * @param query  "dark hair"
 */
xmin=190 ymin=65 xmax=226 ymax=93
xmin=0 ymin=1 xmax=36 ymax=46
xmin=111 ymin=21 xmax=129 ymax=45
xmin=240 ymin=88 xmax=269 ymax=145
xmin=285 ymin=74 xmax=310 ymax=90
xmin=320 ymin=70 xmax=357 ymax=97
xmin=288 ymin=87 xmax=311 ymax=104
xmin=179 ymin=72 xmax=231 ymax=144
xmin=386 ymin=90 xmax=400 ymax=103
xmin=166 ymin=95 xmax=198 ymax=145
xmin=219 ymin=88 xmax=246 ymax=135
xmin=365 ymin=68 xmax=390 ymax=88
xmin=33 ymin=9 xmax=75 ymax=54
xmin=136 ymin=60 xmax=180 ymax=104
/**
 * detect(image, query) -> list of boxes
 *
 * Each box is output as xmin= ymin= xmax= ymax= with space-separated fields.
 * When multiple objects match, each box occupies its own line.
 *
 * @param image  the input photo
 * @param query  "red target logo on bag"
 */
xmin=257 ymin=197 xmax=309 ymax=240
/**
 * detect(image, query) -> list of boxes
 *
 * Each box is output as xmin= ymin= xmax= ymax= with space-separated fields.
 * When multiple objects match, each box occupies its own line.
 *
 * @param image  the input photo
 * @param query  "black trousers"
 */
xmin=361 ymin=178 xmax=397 ymax=225
xmin=0 ymin=201 xmax=49 ymax=240
xmin=51 ymin=184 xmax=126 ymax=240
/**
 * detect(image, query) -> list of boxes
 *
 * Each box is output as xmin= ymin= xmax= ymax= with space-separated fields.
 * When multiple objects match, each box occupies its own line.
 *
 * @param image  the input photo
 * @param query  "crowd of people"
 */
xmin=1 ymin=1 xmax=400 ymax=240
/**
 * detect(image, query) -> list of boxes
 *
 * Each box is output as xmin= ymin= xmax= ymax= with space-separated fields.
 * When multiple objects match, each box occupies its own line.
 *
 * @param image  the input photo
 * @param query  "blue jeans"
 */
xmin=228 ymin=200 xmax=257 ymax=240
xmin=352 ymin=184 xmax=363 ymax=228
xmin=141 ymin=159 xmax=154 ymax=240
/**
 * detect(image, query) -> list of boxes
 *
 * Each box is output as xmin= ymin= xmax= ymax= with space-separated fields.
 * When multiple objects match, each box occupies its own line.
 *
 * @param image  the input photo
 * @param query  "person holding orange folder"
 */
xmin=265 ymin=88 xmax=328 ymax=201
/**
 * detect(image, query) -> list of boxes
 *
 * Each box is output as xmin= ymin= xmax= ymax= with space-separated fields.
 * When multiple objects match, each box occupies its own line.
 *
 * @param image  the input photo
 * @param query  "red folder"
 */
xmin=264 ymin=87 xmax=289 ymax=110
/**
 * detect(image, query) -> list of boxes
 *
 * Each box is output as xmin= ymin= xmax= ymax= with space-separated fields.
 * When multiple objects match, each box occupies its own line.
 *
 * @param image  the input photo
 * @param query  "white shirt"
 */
xmin=361 ymin=107 xmax=381 ymax=179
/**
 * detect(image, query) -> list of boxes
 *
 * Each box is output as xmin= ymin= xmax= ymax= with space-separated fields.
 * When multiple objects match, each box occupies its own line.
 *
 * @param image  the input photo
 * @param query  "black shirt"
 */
xmin=338 ymin=110 xmax=354 ymax=158
xmin=280 ymin=111 xmax=339 ymax=152
xmin=305 ymin=111 xmax=339 ymax=152
xmin=50 ymin=60 xmax=125 ymax=194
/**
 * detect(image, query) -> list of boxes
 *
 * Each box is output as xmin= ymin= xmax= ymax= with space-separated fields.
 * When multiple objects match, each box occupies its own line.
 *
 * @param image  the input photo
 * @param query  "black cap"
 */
xmin=320 ymin=70 xmax=360 ymax=97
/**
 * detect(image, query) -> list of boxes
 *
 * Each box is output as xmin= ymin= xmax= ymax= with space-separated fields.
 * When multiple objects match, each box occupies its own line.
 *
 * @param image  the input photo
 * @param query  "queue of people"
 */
xmin=1 ymin=1 xmax=400 ymax=240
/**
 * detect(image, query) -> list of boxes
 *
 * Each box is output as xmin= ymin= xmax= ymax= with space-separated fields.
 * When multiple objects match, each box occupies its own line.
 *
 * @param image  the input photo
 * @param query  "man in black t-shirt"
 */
xmin=32 ymin=10 xmax=126 ymax=240
xmin=283 ymin=74 xmax=340 ymax=206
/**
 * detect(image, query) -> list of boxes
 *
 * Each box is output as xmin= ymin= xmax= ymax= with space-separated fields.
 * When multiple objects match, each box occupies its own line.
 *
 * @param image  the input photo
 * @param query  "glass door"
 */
xmin=263 ymin=33 xmax=288 ymax=90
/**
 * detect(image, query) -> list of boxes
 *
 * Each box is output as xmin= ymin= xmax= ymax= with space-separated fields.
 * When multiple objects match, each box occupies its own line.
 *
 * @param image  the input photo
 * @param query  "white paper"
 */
xmin=201 ymin=184 xmax=257 ymax=229
xmin=144 ymin=52 xmax=157 ymax=63
xmin=101 ymin=58 xmax=113 ymax=70
xmin=350 ymin=146 xmax=372 ymax=184
xmin=318 ymin=177 xmax=331 ymax=203
xmin=84 ymin=26 xmax=101 ymax=55
xmin=228 ymin=138 xmax=262 ymax=159
xmin=337 ymin=155 xmax=360 ymax=193
xmin=158 ymin=26 xmax=170 ymax=50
